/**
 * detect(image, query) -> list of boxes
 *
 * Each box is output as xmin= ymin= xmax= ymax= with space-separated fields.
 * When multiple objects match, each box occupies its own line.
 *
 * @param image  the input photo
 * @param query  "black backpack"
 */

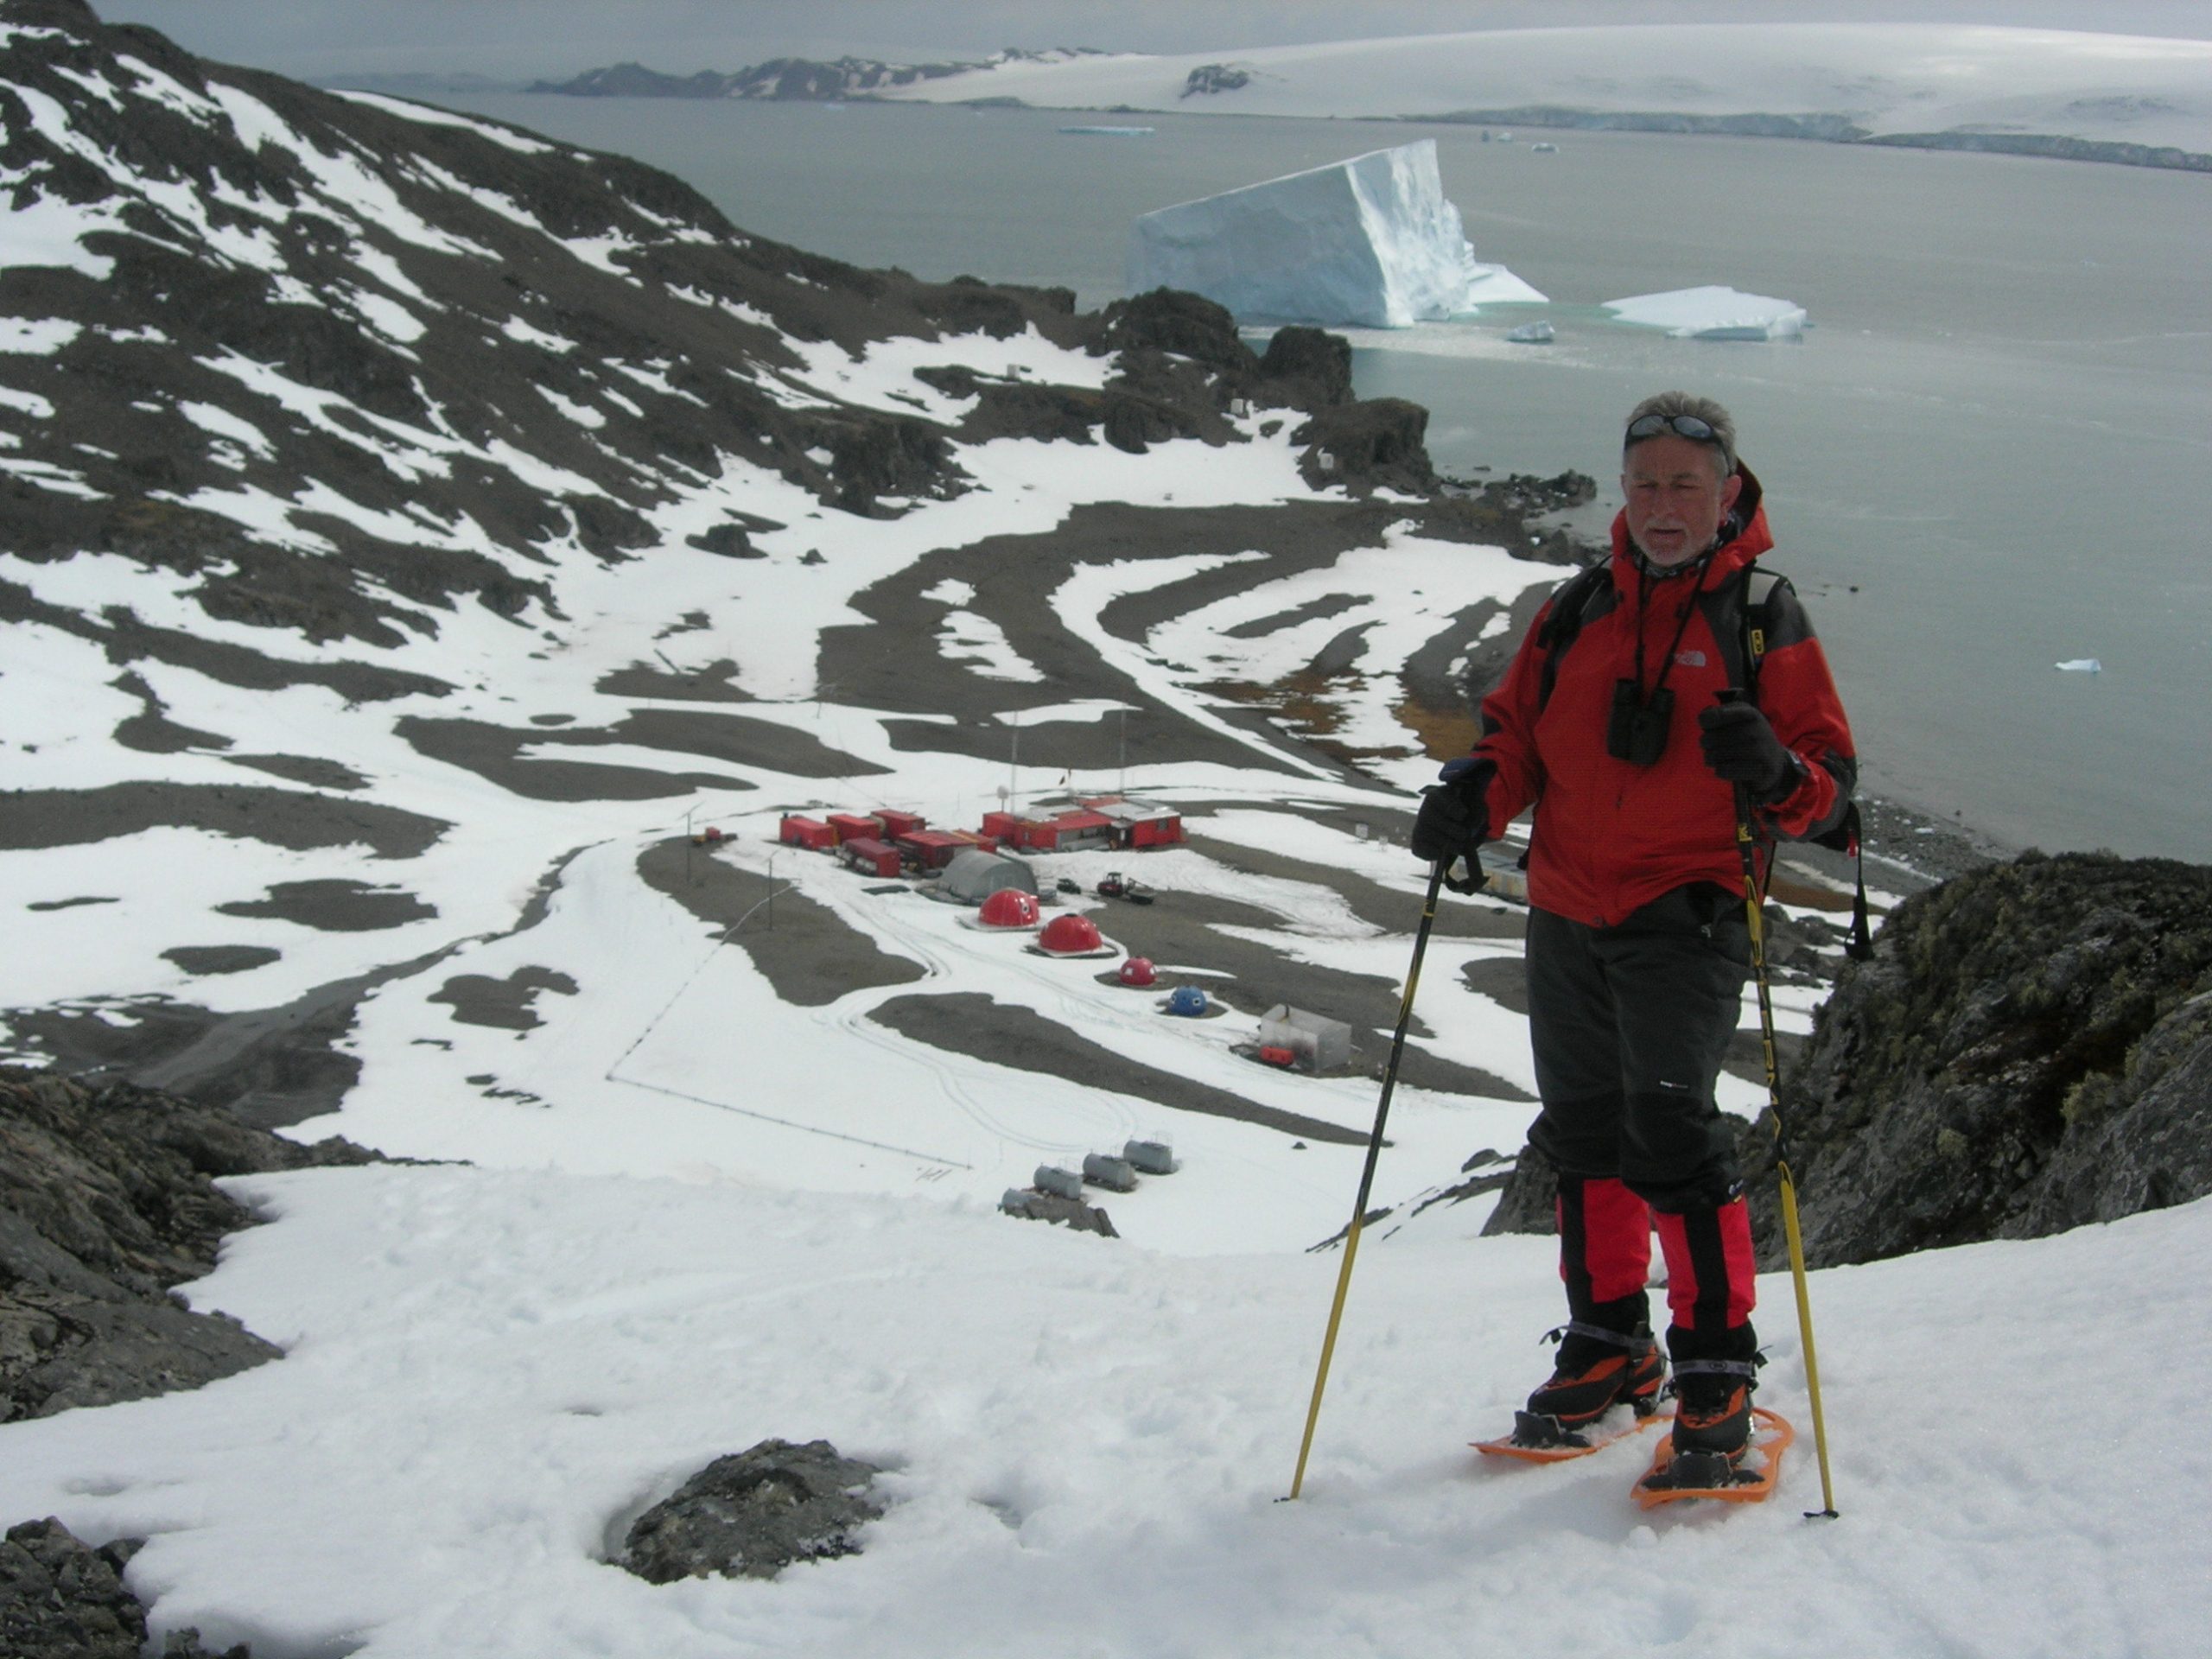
xmin=1530 ymin=561 xmax=1874 ymax=962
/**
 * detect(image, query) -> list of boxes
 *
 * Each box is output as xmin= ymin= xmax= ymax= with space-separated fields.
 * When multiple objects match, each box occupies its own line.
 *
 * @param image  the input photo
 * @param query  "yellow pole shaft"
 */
xmin=1732 ymin=774 xmax=1840 ymax=1519
xmin=1285 ymin=859 xmax=1447 ymax=1500
xmin=1777 ymin=1160 xmax=1840 ymax=1516
xmin=1288 ymin=1219 xmax=1364 ymax=1500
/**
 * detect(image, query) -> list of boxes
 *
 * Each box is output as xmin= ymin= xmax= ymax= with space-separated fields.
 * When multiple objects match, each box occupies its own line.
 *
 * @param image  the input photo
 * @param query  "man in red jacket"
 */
xmin=1412 ymin=391 xmax=1856 ymax=1469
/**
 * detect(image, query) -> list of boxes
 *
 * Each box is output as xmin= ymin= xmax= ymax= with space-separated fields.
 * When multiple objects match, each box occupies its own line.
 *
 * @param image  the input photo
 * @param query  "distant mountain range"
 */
xmin=531 ymin=49 xmax=1109 ymax=102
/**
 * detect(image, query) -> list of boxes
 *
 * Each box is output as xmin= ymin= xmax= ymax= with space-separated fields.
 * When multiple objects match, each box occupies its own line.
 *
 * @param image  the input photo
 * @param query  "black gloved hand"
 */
xmin=1412 ymin=757 xmax=1493 ymax=872
xmin=1698 ymin=702 xmax=1796 ymax=801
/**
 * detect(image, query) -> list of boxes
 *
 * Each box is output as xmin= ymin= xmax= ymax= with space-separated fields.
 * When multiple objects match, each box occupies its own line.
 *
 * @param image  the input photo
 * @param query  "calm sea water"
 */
xmin=442 ymin=94 xmax=2212 ymax=864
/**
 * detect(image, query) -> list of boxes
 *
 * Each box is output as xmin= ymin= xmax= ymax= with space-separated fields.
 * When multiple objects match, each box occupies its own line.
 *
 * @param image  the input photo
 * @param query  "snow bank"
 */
xmin=1127 ymin=140 xmax=1542 ymax=328
xmin=3 ymin=1160 xmax=2209 ymax=1657
xmin=1602 ymin=285 xmax=1808 ymax=340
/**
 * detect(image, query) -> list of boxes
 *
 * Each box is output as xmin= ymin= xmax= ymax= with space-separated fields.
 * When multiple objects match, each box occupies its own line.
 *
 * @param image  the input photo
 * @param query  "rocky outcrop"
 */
xmin=0 ymin=1067 xmax=378 ymax=1421
xmin=1182 ymin=64 xmax=1253 ymax=98
xmin=1481 ymin=852 xmax=2212 ymax=1266
xmin=0 ymin=1520 xmax=243 ymax=1659
xmin=1743 ymin=850 xmax=2212 ymax=1268
xmin=1256 ymin=326 xmax=1354 ymax=409
xmin=0 ymin=9 xmax=1400 ymax=668
xmin=618 ymin=1440 xmax=886 ymax=1582
xmin=1297 ymin=398 xmax=1436 ymax=494
xmin=531 ymin=49 xmax=1109 ymax=102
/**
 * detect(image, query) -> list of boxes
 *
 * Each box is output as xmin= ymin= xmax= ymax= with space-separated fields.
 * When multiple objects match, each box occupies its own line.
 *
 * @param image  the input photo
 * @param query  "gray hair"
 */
xmin=1623 ymin=391 xmax=1737 ymax=478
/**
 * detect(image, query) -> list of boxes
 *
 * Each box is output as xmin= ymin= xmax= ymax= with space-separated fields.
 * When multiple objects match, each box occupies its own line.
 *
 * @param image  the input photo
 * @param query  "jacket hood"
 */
xmin=1608 ymin=461 xmax=1770 ymax=586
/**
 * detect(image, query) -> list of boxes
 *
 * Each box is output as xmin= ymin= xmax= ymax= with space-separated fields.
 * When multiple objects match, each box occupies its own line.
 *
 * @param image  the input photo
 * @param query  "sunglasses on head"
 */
xmin=1625 ymin=412 xmax=1721 ymax=444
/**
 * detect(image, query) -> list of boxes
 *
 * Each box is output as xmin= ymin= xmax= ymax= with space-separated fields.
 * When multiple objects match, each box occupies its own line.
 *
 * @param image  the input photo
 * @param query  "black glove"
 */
xmin=1412 ymin=757 xmax=1492 ymax=873
xmin=1697 ymin=702 xmax=1796 ymax=801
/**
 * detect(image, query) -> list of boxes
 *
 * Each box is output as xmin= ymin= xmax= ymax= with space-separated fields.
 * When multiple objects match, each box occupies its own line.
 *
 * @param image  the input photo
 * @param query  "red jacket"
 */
xmin=1474 ymin=467 xmax=1855 ymax=928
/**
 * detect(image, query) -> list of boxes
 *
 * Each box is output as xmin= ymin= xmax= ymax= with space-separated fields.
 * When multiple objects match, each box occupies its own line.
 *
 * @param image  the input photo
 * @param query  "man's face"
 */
xmin=1621 ymin=435 xmax=1742 ymax=567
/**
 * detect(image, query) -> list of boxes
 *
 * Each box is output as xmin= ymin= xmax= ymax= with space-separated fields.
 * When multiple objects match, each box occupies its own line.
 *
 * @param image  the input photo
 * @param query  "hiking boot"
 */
xmin=1668 ymin=1357 xmax=1759 ymax=1461
xmin=1524 ymin=1321 xmax=1666 ymax=1429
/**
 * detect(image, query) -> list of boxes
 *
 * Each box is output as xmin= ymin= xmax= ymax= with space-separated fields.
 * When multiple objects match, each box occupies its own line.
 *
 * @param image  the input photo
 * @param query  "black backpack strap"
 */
xmin=1738 ymin=567 xmax=1875 ymax=963
xmin=1534 ymin=563 xmax=1613 ymax=712
xmin=1832 ymin=801 xmax=1874 ymax=962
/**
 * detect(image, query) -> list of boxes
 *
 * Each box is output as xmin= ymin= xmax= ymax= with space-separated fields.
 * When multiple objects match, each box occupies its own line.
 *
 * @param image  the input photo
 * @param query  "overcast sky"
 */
xmin=92 ymin=1 xmax=2212 ymax=84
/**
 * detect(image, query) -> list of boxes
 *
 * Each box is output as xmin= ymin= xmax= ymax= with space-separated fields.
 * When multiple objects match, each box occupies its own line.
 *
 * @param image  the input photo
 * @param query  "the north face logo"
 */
xmin=1676 ymin=649 xmax=1707 ymax=667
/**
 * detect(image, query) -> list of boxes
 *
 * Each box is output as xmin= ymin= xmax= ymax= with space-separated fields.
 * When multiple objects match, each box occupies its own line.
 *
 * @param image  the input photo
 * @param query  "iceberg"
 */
xmin=1602 ymin=285 xmax=1808 ymax=340
xmin=1127 ymin=139 xmax=1544 ymax=328
xmin=2055 ymin=658 xmax=2102 ymax=673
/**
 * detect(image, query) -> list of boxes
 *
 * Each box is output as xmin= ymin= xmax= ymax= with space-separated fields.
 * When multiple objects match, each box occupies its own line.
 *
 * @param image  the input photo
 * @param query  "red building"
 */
xmin=779 ymin=815 xmax=837 ymax=851
xmin=1007 ymin=809 xmax=1116 ymax=853
xmin=839 ymin=836 xmax=904 ymax=879
xmin=1082 ymin=796 xmax=1185 ymax=849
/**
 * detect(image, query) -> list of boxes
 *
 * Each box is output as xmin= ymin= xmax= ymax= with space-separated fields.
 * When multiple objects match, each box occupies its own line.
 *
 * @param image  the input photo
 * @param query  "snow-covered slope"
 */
xmin=0 ymin=1160 xmax=2205 ymax=1656
xmin=884 ymin=24 xmax=2212 ymax=160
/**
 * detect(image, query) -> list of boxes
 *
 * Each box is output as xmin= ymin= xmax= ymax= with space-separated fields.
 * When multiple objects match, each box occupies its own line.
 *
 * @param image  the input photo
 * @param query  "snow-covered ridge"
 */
xmin=882 ymin=23 xmax=2212 ymax=162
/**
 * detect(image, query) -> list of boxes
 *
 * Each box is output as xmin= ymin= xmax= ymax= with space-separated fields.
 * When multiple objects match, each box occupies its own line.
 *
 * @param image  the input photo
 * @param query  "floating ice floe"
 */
xmin=1602 ymin=284 xmax=1808 ymax=340
xmin=1127 ymin=138 xmax=1543 ymax=328
xmin=1060 ymin=124 xmax=1154 ymax=137
xmin=2055 ymin=658 xmax=2103 ymax=673
xmin=1505 ymin=321 xmax=1554 ymax=344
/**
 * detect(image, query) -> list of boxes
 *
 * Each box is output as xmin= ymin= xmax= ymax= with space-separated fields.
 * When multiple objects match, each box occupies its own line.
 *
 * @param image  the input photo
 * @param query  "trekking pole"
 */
xmin=1716 ymin=691 xmax=1840 ymax=1519
xmin=1285 ymin=856 xmax=1450 ymax=1501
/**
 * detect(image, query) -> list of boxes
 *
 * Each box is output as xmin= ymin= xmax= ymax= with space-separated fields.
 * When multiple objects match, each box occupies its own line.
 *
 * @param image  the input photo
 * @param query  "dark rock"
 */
xmin=999 ymin=1190 xmax=1119 ymax=1236
xmin=1296 ymin=398 xmax=1437 ymax=494
xmin=1100 ymin=287 xmax=1256 ymax=373
xmin=0 ymin=1067 xmax=379 ymax=1421
xmin=1257 ymin=326 xmax=1353 ymax=408
xmin=1743 ymin=851 xmax=2212 ymax=1269
xmin=618 ymin=1439 xmax=886 ymax=1583
xmin=1182 ymin=63 xmax=1253 ymax=97
xmin=0 ymin=1518 xmax=145 ymax=1659
xmin=1480 ymin=1142 xmax=1560 ymax=1237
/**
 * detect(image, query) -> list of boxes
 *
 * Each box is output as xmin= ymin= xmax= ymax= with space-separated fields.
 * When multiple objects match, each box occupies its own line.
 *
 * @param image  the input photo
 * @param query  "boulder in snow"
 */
xmin=617 ymin=1439 xmax=886 ymax=1583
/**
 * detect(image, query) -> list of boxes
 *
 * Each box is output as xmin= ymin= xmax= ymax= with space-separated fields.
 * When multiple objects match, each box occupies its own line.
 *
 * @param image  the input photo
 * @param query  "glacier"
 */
xmin=1126 ymin=139 xmax=1543 ymax=328
xmin=1602 ymin=284 xmax=1808 ymax=340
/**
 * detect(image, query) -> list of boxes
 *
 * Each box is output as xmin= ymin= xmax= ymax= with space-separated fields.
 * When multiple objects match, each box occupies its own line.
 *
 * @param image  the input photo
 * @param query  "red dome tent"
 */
xmin=1038 ymin=913 xmax=1106 ymax=957
xmin=977 ymin=888 xmax=1041 ymax=929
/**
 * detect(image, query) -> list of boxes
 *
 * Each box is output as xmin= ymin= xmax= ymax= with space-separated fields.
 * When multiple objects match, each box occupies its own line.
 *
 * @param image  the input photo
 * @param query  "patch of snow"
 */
xmin=0 ymin=316 xmax=82 ymax=355
xmin=331 ymin=89 xmax=555 ymax=154
xmin=178 ymin=402 xmax=275 ymax=459
xmin=938 ymin=611 xmax=1043 ymax=683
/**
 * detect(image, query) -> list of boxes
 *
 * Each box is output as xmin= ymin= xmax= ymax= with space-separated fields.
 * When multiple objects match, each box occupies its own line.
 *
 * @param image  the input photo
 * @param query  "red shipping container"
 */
xmin=840 ymin=836 xmax=904 ymax=878
xmin=876 ymin=809 xmax=926 ymax=838
xmin=779 ymin=815 xmax=837 ymax=851
xmin=895 ymin=830 xmax=971 ymax=870
xmin=826 ymin=813 xmax=883 ymax=844
xmin=980 ymin=811 xmax=1023 ymax=842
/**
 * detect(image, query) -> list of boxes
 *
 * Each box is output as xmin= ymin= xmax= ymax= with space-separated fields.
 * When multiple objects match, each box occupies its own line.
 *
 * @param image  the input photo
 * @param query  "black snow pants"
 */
xmin=1523 ymin=881 xmax=1751 ymax=1204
